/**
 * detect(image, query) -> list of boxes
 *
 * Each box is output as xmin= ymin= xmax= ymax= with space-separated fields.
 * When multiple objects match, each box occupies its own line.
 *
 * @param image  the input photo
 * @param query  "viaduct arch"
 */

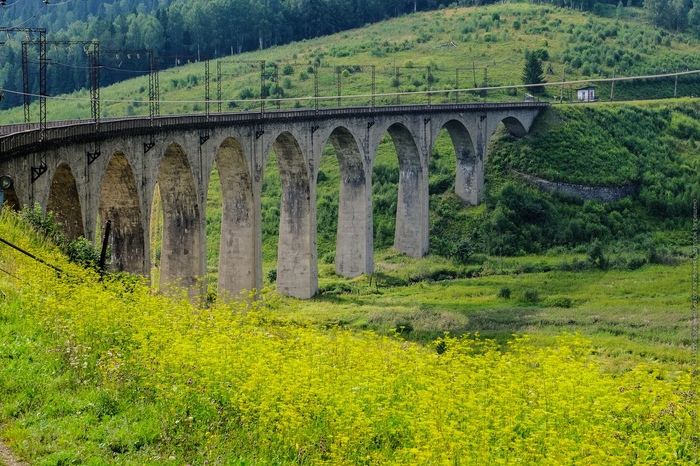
xmin=0 ymin=103 xmax=547 ymax=299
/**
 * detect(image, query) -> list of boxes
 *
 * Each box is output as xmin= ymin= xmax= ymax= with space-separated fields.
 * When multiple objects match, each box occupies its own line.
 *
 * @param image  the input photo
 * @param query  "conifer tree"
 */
xmin=522 ymin=53 xmax=546 ymax=94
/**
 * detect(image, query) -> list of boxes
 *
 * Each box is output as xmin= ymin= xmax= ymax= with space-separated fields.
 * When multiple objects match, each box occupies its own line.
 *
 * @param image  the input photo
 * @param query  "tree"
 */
xmin=522 ymin=52 xmax=546 ymax=94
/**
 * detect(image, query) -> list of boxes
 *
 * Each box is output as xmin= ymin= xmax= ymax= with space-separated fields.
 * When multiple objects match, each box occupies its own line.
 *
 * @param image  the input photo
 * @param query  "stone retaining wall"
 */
xmin=514 ymin=171 xmax=636 ymax=202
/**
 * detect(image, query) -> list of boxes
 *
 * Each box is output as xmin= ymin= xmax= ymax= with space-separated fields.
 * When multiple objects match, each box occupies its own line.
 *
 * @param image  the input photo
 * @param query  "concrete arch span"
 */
xmin=98 ymin=152 xmax=145 ymax=274
xmin=500 ymin=116 xmax=529 ymax=138
xmin=385 ymin=123 xmax=429 ymax=258
xmin=156 ymin=142 xmax=203 ymax=294
xmin=437 ymin=120 xmax=480 ymax=205
xmin=47 ymin=163 xmax=85 ymax=241
xmin=272 ymin=131 xmax=317 ymax=299
xmin=215 ymin=136 xmax=256 ymax=299
xmin=325 ymin=126 xmax=373 ymax=277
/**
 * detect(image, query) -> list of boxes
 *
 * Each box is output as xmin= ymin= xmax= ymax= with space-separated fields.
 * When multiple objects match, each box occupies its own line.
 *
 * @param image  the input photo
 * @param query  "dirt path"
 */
xmin=0 ymin=441 xmax=26 ymax=466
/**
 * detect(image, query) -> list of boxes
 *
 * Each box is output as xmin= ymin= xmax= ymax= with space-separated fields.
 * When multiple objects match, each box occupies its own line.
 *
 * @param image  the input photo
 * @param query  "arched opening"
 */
xmin=501 ymin=116 xmax=528 ymax=138
xmin=319 ymin=127 xmax=371 ymax=278
xmin=98 ymin=152 xmax=145 ymax=274
xmin=47 ymin=163 xmax=84 ymax=241
xmin=427 ymin=124 xmax=473 ymax=260
xmin=153 ymin=143 xmax=202 ymax=293
xmin=270 ymin=131 xmax=316 ymax=298
xmin=1 ymin=186 xmax=20 ymax=211
xmin=209 ymin=137 xmax=255 ymax=300
xmin=441 ymin=120 xmax=478 ymax=205
xmin=371 ymin=123 xmax=428 ymax=259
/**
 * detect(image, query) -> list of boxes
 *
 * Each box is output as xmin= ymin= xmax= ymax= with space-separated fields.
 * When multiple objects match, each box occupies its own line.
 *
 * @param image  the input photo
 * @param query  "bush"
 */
xmin=523 ymin=288 xmax=539 ymax=303
xmin=65 ymin=236 xmax=102 ymax=269
xmin=282 ymin=64 xmax=294 ymax=75
xmin=497 ymin=286 xmax=512 ymax=299
xmin=238 ymin=87 xmax=255 ymax=99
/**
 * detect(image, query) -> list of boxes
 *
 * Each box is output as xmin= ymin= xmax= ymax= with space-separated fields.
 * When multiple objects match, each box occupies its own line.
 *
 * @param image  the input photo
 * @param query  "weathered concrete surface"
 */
xmin=216 ymin=137 xmax=256 ymax=300
xmin=273 ymin=131 xmax=318 ymax=299
xmin=0 ymin=104 xmax=544 ymax=299
xmin=328 ymin=127 xmax=373 ymax=277
xmin=46 ymin=163 xmax=84 ymax=241
xmin=157 ymin=142 xmax=203 ymax=294
xmin=98 ymin=152 xmax=144 ymax=274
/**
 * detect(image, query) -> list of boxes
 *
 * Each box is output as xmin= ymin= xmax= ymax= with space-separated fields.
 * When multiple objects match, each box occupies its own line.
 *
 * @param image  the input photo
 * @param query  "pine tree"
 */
xmin=522 ymin=53 xmax=546 ymax=95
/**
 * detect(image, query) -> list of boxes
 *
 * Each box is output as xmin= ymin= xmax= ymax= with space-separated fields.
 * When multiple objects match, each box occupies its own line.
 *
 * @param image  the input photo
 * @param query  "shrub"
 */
xmin=282 ymin=64 xmax=294 ymax=75
xmin=497 ymin=286 xmax=512 ymax=299
xmin=523 ymin=288 xmax=539 ymax=303
xmin=238 ymin=87 xmax=255 ymax=99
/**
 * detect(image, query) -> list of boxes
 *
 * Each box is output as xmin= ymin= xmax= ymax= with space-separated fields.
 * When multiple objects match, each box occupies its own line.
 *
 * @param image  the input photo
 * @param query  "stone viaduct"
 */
xmin=0 ymin=102 xmax=547 ymax=298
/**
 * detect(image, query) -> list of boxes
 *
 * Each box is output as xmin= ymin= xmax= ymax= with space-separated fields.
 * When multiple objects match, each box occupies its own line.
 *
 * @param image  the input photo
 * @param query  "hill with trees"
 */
xmin=2 ymin=0 xmax=700 ymax=110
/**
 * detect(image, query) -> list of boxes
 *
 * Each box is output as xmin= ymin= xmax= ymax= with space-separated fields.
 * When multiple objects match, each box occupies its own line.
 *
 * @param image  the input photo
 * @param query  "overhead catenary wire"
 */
xmin=1 ymin=68 xmax=699 ymax=106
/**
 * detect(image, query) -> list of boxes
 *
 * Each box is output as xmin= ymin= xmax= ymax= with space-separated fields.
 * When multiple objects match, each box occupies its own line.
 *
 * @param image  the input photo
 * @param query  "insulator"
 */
xmin=136 ymin=53 xmax=140 ymax=59
xmin=127 ymin=53 xmax=131 ymax=59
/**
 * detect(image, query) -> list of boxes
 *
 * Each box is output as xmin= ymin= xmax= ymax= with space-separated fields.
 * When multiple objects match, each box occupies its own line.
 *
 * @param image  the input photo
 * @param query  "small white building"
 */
xmin=577 ymin=86 xmax=596 ymax=102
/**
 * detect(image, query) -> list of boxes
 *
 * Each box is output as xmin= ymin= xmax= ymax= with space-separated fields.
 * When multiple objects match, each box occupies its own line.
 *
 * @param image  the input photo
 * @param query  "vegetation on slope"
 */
xmin=2 ymin=0 xmax=700 ymax=108
xmin=3 ymin=4 xmax=700 ymax=120
xmin=0 ymin=210 xmax=696 ymax=464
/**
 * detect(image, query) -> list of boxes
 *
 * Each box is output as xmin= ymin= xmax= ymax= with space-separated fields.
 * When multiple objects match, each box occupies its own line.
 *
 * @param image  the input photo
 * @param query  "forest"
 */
xmin=1 ymin=0 xmax=700 ymax=110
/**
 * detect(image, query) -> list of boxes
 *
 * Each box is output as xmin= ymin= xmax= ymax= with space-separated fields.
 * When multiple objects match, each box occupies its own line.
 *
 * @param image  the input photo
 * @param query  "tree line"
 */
xmin=2 ymin=0 xmax=700 ymax=110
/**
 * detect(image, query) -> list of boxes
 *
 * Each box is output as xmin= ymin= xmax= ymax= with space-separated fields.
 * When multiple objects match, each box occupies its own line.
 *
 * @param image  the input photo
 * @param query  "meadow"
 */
xmin=0 ymin=209 xmax=697 ymax=465
xmin=1 ymin=3 xmax=699 ymax=464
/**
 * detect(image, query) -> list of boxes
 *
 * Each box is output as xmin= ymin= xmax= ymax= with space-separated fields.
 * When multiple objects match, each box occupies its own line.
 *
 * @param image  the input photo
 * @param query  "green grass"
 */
xmin=3 ymin=4 xmax=700 ymax=124
xmin=274 ymin=254 xmax=695 ymax=371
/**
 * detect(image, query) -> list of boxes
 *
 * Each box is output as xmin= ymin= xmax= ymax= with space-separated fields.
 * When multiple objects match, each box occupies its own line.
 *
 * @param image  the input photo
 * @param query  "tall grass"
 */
xmin=0 ymin=209 xmax=696 ymax=464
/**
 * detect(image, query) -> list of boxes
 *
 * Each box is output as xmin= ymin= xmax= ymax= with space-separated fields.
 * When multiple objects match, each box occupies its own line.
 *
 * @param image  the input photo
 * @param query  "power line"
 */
xmin=1 ymin=68 xmax=700 ymax=106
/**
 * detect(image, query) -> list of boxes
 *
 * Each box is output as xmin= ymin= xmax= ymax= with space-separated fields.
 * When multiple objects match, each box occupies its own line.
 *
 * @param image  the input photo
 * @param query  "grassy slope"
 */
xmin=0 ymin=3 xmax=696 ymax=364
xmin=2 ymin=4 xmax=700 ymax=123
xmin=0 ymin=210 xmax=696 ymax=465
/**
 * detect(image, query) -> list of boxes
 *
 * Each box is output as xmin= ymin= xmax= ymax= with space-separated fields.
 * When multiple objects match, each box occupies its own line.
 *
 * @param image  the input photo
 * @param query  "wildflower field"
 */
xmin=0 ymin=210 xmax=697 ymax=465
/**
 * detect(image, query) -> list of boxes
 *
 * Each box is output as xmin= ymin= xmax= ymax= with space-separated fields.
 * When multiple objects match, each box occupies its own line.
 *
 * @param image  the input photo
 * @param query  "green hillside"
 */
xmin=3 ymin=3 xmax=700 ymax=122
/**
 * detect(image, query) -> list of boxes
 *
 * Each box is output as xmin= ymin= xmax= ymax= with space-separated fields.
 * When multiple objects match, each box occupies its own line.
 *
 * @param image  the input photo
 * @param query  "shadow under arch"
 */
xmin=156 ymin=142 xmax=202 ymax=293
xmin=2 ymin=185 xmax=20 ymax=211
xmin=272 ymin=131 xmax=317 ymax=298
xmin=440 ymin=119 xmax=479 ymax=205
xmin=99 ymin=152 xmax=145 ymax=274
xmin=215 ymin=136 xmax=255 ymax=299
xmin=385 ymin=123 xmax=428 ymax=258
xmin=501 ymin=116 xmax=528 ymax=138
xmin=47 ymin=163 xmax=84 ymax=241
xmin=325 ymin=126 xmax=372 ymax=277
